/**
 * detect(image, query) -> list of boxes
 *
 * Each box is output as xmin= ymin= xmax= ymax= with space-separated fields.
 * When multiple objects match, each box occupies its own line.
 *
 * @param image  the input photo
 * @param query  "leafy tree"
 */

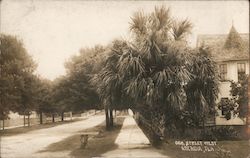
xmin=16 ymin=73 xmax=37 ymax=126
xmin=63 ymin=46 xmax=105 ymax=113
xmin=0 ymin=34 xmax=37 ymax=128
xmin=51 ymin=76 xmax=71 ymax=121
xmin=50 ymin=46 xmax=106 ymax=123
xmin=35 ymin=77 xmax=54 ymax=124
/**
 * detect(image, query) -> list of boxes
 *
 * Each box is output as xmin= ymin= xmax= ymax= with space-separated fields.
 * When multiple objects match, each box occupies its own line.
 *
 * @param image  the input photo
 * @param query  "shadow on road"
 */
xmin=38 ymin=117 xmax=125 ymax=158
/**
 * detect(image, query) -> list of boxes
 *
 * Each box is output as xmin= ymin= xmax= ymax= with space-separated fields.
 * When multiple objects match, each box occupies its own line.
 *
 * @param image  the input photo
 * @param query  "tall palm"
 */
xmin=92 ymin=40 xmax=130 ymax=129
xmin=126 ymin=6 xmax=218 ymax=134
xmin=93 ymin=6 xmax=219 ymax=135
xmin=127 ymin=6 xmax=192 ymax=112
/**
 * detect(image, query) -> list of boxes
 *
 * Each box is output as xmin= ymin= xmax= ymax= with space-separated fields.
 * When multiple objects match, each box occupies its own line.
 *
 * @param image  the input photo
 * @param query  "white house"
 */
xmin=197 ymin=25 xmax=249 ymax=125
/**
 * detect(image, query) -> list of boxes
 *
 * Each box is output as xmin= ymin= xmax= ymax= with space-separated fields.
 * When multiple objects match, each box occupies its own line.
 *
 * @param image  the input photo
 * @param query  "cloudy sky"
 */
xmin=1 ymin=0 xmax=249 ymax=80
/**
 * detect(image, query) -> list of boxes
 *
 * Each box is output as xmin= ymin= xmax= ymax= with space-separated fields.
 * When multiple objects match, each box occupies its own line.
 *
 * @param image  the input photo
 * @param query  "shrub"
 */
xmin=213 ymin=126 xmax=239 ymax=140
xmin=201 ymin=127 xmax=217 ymax=141
xmin=216 ymin=147 xmax=232 ymax=158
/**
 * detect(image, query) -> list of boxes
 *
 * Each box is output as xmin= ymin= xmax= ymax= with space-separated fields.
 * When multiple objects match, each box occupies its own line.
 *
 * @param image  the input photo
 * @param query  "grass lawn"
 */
xmin=38 ymin=116 xmax=125 ymax=158
xmin=0 ymin=118 xmax=85 ymax=137
xmin=160 ymin=139 xmax=250 ymax=158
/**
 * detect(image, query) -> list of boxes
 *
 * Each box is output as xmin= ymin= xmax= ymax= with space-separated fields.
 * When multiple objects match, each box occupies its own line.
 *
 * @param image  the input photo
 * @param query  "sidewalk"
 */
xmin=102 ymin=115 xmax=167 ymax=158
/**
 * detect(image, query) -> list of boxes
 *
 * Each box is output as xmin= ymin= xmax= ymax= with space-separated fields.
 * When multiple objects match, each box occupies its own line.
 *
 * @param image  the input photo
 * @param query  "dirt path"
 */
xmin=102 ymin=115 xmax=168 ymax=158
xmin=1 ymin=115 xmax=104 ymax=158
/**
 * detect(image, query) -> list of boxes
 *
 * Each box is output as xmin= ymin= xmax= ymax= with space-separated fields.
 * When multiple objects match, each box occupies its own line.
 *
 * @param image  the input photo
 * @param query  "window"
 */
xmin=219 ymin=64 xmax=227 ymax=81
xmin=237 ymin=63 xmax=246 ymax=73
xmin=237 ymin=63 xmax=246 ymax=80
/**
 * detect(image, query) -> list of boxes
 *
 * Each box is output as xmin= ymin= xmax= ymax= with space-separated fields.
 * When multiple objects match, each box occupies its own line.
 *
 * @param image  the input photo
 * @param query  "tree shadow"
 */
xmin=38 ymin=117 xmax=125 ymax=158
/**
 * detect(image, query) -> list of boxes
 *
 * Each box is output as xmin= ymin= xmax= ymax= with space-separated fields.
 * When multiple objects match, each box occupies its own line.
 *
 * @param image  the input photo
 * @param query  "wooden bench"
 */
xmin=80 ymin=132 xmax=99 ymax=149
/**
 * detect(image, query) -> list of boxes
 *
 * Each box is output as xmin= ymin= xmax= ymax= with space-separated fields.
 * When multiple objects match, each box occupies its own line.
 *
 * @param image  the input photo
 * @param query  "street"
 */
xmin=1 ymin=114 xmax=168 ymax=158
xmin=1 ymin=115 xmax=104 ymax=158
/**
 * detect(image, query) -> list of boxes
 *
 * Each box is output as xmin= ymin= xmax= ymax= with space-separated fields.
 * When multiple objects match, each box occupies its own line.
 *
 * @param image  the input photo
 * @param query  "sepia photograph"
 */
xmin=0 ymin=0 xmax=249 ymax=158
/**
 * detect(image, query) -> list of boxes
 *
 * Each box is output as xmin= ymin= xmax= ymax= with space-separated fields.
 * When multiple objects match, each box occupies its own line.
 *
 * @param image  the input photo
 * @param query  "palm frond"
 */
xmin=172 ymin=19 xmax=192 ymax=41
xmin=152 ymin=5 xmax=172 ymax=31
xmin=130 ymin=11 xmax=147 ymax=35
xmin=117 ymin=53 xmax=145 ymax=77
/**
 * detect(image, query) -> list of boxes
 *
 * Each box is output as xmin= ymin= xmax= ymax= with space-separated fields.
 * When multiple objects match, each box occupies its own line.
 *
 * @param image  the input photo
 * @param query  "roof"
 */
xmin=224 ymin=26 xmax=244 ymax=50
xmin=197 ymin=26 xmax=249 ymax=62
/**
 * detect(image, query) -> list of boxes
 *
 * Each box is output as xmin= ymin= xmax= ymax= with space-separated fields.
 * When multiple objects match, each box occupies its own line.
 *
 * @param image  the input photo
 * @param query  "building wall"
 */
xmin=217 ymin=60 xmax=249 ymax=100
xmin=216 ymin=60 xmax=249 ymax=125
xmin=218 ymin=60 xmax=249 ymax=82
xmin=218 ymin=82 xmax=231 ymax=100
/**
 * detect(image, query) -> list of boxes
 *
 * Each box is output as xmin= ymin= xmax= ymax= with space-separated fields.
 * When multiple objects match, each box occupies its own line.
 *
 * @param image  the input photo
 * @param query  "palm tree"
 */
xmin=93 ymin=6 xmax=219 ymax=135
xmin=123 ymin=7 xmax=193 ymax=140
xmin=185 ymin=47 xmax=219 ymax=127
xmin=125 ymin=6 xmax=218 ymax=134
xmin=91 ymin=40 xmax=131 ymax=129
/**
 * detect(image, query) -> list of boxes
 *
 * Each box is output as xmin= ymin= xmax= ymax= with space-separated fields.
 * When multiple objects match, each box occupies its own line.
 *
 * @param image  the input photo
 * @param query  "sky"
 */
xmin=1 ymin=0 xmax=249 ymax=80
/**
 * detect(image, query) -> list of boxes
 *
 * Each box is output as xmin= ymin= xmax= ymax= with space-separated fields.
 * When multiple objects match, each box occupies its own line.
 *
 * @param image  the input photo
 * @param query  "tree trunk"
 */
xmin=109 ymin=109 xmax=113 ymax=127
xmin=3 ymin=119 xmax=5 ymax=130
xmin=52 ymin=114 xmax=54 ymax=122
xmin=28 ymin=113 xmax=30 ymax=127
xmin=61 ymin=112 xmax=64 ymax=122
xmin=40 ymin=112 xmax=43 ymax=124
xmin=24 ymin=115 xmax=26 ymax=127
xmin=105 ymin=108 xmax=110 ymax=130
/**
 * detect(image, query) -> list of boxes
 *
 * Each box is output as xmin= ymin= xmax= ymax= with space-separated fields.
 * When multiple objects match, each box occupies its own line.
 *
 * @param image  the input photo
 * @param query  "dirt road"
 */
xmin=1 ymin=115 xmax=104 ymax=158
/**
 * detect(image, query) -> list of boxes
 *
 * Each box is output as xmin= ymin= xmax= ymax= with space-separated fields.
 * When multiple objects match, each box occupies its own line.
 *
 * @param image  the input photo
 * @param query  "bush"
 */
xmin=216 ymin=147 xmax=232 ymax=158
xmin=201 ymin=127 xmax=217 ymax=141
xmin=164 ymin=126 xmax=241 ymax=140
xmin=213 ymin=126 xmax=239 ymax=140
xmin=201 ymin=126 xmax=240 ymax=140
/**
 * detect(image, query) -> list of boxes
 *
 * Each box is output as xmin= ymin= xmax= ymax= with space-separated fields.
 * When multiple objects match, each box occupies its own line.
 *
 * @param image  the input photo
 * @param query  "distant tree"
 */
xmin=16 ymin=73 xmax=37 ymax=126
xmin=0 ymin=34 xmax=37 ymax=128
xmin=35 ymin=78 xmax=53 ymax=124
xmin=51 ymin=76 xmax=71 ymax=121
xmin=63 ymin=46 xmax=105 ymax=113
